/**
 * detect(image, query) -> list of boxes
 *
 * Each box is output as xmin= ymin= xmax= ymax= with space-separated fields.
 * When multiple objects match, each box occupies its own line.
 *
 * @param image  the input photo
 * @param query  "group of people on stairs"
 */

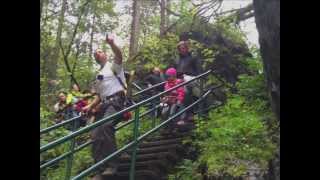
xmin=51 ymin=34 xmax=203 ymax=179
xmin=53 ymin=83 xmax=96 ymax=128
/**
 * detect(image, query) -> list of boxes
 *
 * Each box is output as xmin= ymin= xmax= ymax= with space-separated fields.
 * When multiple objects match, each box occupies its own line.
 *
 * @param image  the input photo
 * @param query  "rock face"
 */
xmin=253 ymin=0 xmax=280 ymax=121
xmin=253 ymin=0 xmax=280 ymax=180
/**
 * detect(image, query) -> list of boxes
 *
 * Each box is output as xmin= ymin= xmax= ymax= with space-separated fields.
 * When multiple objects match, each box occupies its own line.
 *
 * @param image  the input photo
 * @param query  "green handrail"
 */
xmin=40 ymin=69 xmax=223 ymax=135
xmin=65 ymin=120 xmax=78 ymax=180
xmin=130 ymin=107 xmax=140 ymax=180
xmin=40 ymin=115 xmax=81 ymax=135
xmin=71 ymin=89 xmax=213 ymax=180
xmin=40 ymin=70 xmax=212 ymax=153
xmin=40 ymin=140 xmax=93 ymax=170
xmin=132 ymin=82 xmax=143 ymax=91
xmin=115 ymin=104 xmax=160 ymax=130
xmin=41 ymin=70 xmax=218 ymax=179
xmin=40 ymin=105 xmax=160 ymax=170
xmin=40 ymin=81 xmax=164 ymax=135
xmin=40 ymin=93 xmax=223 ymax=171
xmin=133 ymin=81 xmax=166 ymax=97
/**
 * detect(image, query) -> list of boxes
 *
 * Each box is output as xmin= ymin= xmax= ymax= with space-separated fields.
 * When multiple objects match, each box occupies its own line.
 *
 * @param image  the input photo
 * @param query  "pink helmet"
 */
xmin=165 ymin=68 xmax=177 ymax=76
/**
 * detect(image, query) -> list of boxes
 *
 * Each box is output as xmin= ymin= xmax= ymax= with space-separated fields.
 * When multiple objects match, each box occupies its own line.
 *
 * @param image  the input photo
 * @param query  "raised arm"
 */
xmin=106 ymin=35 xmax=123 ymax=65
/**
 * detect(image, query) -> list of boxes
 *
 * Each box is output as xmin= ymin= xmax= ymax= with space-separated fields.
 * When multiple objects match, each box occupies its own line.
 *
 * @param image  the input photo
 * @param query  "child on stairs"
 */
xmin=160 ymin=67 xmax=186 ymax=133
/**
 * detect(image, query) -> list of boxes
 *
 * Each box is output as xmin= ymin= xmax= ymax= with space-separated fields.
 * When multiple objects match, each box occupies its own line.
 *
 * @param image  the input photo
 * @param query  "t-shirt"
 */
xmin=94 ymin=61 xmax=126 ymax=100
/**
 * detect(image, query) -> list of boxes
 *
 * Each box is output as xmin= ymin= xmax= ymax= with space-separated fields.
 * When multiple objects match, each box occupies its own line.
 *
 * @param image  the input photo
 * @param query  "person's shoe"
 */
xmin=101 ymin=167 xmax=117 ymax=176
xmin=177 ymin=120 xmax=185 ymax=125
xmin=160 ymin=128 xmax=170 ymax=135
xmin=91 ymin=174 xmax=103 ymax=180
xmin=120 ymin=152 xmax=130 ymax=159
xmin=170 ymin=128 xmax=178 ymax=135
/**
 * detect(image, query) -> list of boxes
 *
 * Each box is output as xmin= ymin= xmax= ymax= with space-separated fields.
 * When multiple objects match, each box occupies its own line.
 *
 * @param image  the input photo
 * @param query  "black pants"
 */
xmin=91 ymin=94 xmax=125 ymax=173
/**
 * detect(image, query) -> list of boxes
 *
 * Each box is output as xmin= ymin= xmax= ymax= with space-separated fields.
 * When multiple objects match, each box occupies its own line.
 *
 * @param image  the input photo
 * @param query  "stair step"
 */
xmin=101 ymin=169 xmax=162 ymax=180
xmin=139 ymin=138 xmax=182 ymax=148
xmin=119 ymin=151 xmax=178 ymax=163
xmin=145 ymin=132 xmax=190 ymax=142
xmin=91 ymin=121 xmax=196 ymax=180
xmin=176 ymin=122 xmax=196 ymax=132
xmin=118 ymin=159 xmax=169 ymax=172
xmin=127 ymin=144 xmax=182 ymax=155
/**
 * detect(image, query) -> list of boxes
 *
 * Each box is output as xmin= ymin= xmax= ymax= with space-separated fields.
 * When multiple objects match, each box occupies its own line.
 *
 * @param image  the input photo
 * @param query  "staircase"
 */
xmin=93 ymin=120 xmax=196 ymax=180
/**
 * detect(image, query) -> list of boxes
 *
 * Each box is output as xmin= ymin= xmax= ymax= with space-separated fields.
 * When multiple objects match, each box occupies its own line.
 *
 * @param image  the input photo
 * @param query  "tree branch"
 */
xmin=215 ymin=7 xmax=243 ymax=17
xmin=71 ymin=41 xmax=81 ymax=75
xmin=156 ymin=0 xmax=181 ymax=17
xmin=198 ymin=0 xmax=221 ymax=17
xmin=236 ymin=11 xmax=255 ymax=23
xmin=65 ymin=2 xmax=89 ymax=60
xmin=128 ymin=52 xmax=142 ymax=62
xmin=194 ymin=2 xmax=254 ymax=25
xmin=234 ymin=3 xmax=254 ymax=23
xmin=237 ymin=3 xmax=253 ymax=16
xmin=59 ymin=40 xmax=65 ymax=58
xmin=161 ymin=19 xmax=180 ymax=35
xmin=59 ymin=0 xmax=90 ymax=87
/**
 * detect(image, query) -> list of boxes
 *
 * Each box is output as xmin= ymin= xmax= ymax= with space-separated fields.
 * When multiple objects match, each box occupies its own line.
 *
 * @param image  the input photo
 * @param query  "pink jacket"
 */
xmin=164 ymin=79 xmax=185 ymax=104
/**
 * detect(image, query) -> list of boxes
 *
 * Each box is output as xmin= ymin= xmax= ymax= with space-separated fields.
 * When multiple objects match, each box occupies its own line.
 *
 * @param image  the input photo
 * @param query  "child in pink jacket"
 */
xmin=161 ymin=68 xmax=186 ymax=127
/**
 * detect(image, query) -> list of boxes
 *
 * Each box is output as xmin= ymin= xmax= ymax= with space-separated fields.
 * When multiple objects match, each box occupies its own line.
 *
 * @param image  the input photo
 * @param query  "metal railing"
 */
xmin=40 ymin=69 xmax=223 ymax=180
xmin=40 ymin=81 xmax=164 ymax=136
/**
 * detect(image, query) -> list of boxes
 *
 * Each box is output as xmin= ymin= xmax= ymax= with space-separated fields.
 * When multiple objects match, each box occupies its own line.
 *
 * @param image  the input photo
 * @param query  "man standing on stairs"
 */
xmin=82 ymin=34 xmax=126 ymax=177
xmin=174 ymin=41 xmax=203 ymax=117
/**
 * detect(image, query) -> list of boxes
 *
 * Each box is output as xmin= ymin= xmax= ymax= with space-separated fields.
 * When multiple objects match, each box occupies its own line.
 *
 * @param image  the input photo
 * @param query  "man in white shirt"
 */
xmin=82 ymin=34 xmax=126 ymax=177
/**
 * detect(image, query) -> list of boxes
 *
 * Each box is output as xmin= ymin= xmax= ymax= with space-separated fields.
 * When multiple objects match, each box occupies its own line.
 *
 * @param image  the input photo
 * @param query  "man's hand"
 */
xmin=82 ymin=104 xmax=92 ymax=113
xmin=161 ymin=97 xmax=168 ymax=103
xmin=106 ymin=34 xmax=115 ymax=45
xmin=105 ymin=33 xmax=122 ymax=65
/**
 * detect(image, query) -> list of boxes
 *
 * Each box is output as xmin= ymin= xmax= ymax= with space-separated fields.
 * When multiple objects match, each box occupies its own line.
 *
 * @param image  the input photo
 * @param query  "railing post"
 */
xmin=151 ymin=92 xmax=156 ymax=128
xmin=130 ymin=107 xmax=140 ymax=180
xmin=65 ymin=113 xmax=79 ymax=180
xmin=198 ymin=78 xmax=204 ymax=120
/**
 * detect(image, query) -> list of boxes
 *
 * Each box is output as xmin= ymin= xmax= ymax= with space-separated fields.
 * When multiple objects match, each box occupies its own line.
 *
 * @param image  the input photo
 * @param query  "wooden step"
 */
xmin=118 ymin=159 xmax=169 ymax=173
xmin=100 ymin=169 xmax=162 ymax=180
xmin=119 ymin=151 xmax=178 ymax=163
xmin=176 ymin=122 xmax=196 ymax=132
xmin=127 ymin=144 xmax=182 ymax=155
xmin=138 ymin=138 xmax=183 ymax=148
xmin=91 ymin=120 xmax=196 ymax=180
xmin=145 ymin=132 xmax=190 ymax=142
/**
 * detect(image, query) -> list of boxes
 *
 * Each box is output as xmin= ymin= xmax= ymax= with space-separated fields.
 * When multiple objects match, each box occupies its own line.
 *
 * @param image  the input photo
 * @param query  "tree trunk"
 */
xmin=253 ymin=0 xmax=280 ymax=121
xmin=166 ymin=0 xmax=170 ymax=28
xmin=160 ymin=0 xmax=166 ymax=37
xmin=253 ymin=0 xmax=280 ymax=180
xmin=46 ymin=0 xmax=67 ymax=81
xmin=129 ymin=0 xmax=141 ymax=59
xmin=89 ymin=14 xmax=96 ymax=62
xmin=71 ymin=41 xmax=81 ymax=87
